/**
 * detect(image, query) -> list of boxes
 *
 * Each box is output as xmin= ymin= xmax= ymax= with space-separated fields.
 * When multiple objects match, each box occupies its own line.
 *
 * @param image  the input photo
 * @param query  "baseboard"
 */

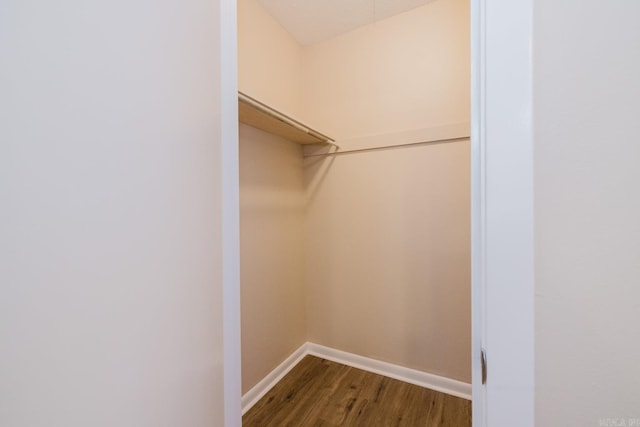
xmin=241 ymin=341 xmax=472 ymax=414
xmin=306 ymin=343 xmax=472 ymax=401
xmin=241 ymin=343 xmax=309 ymax=415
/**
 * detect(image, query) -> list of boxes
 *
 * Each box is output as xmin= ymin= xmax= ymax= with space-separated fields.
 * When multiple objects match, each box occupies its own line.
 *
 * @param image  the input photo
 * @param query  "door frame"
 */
xmin=221 ymin=0 xmax=537 ymax=425
xmin=471 ymin=0 xmax=535 ymax=425
xmin=221 ymin=0 xmax=242 ymax=426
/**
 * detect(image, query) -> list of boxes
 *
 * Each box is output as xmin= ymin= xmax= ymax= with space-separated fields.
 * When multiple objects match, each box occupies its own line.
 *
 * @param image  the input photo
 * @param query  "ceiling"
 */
xmin=257 ymin=0 xmax=436 ymax=45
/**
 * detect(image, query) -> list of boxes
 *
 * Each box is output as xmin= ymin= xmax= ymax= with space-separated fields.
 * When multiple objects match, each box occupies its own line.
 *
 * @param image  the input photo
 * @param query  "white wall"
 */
xmin=0 ymin=1 xmax=234 ymax=426
xmin=239 ymin=125 xmax=307 ymax=393
xmin=534 ymin=1 xmax=640 ymax=425
xmin=303 ymin=0 xmax=471 ymax=383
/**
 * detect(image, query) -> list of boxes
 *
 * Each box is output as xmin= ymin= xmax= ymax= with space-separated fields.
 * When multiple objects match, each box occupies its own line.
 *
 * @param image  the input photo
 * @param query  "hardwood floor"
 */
xmin=243 ymin=355 xmax=471 ymax=427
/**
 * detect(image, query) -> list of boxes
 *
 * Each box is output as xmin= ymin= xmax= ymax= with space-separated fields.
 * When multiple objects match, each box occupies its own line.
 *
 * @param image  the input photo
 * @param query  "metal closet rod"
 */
xmin=304 ymin=135 xmax=470 ymax=158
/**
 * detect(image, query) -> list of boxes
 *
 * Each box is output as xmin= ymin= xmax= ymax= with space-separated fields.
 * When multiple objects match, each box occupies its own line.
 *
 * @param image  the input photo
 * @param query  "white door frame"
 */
xmin=222 ymin=0 xmax=536 ymax=425
xmin=471 ymin=0 xmax=535 ymax=426
xmin=221 ymin=1 xmax=242 ymax=426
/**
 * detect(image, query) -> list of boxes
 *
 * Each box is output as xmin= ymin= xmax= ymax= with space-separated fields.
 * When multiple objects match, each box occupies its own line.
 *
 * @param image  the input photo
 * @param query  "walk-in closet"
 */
xmin=237 ymin=0 xmax=471 ymax=424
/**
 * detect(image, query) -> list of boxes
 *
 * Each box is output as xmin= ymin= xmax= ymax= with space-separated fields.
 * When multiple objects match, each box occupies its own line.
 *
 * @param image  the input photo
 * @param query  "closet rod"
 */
xmin=238 ymin=91 xmax=336 ymax=144
xmin=304 ymin=135 xmax=470 ymax=158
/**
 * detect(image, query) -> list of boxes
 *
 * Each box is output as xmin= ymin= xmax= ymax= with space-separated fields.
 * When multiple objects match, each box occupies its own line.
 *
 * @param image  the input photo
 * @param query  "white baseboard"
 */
xmin=306 ymin=343 xmax=472 ymax=401
xmin=241 ymin=343 xmax=309 ymax=415
xmin=241 ymin=342 xmax=472 ymax=414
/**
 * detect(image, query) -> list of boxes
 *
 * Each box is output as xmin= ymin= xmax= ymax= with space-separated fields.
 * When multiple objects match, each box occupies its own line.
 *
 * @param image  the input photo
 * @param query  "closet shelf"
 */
xmin=238 ymin=91 xmax=335 ymax=146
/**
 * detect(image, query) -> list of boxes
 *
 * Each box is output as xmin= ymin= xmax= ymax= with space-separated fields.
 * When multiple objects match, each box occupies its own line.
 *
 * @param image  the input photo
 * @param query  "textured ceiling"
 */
xmin=257 ymin=0 xmax=435 ymax=45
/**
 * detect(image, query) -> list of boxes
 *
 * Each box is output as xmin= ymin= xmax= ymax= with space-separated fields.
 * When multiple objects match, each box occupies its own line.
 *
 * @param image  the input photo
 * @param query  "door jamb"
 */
xmin=471 ymin=0 xmax=535 ymax=425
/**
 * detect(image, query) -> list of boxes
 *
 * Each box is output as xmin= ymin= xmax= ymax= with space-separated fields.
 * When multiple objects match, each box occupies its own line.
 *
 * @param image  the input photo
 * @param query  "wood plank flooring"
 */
xmin=243 ymin=355 xmax=471 ymax=427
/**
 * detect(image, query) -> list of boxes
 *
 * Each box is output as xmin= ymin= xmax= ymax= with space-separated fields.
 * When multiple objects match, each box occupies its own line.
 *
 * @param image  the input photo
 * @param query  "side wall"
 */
xmin=0 ymin=1 xmax=232 ymax=425
xmin=534 ymin=1 xmax=640 ymax=425
xmin=237 ymin=0 xmax=303 ymax=118
xmin=303 ymin=0 xmax=472 ymax=383
xmin=239 ymin=125 xmax=307 ymax=393
xmin=237 ymin=0 xmax=309 ymax=394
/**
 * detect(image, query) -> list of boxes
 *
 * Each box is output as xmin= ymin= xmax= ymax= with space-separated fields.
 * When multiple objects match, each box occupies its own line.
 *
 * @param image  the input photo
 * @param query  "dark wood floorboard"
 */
xmin=243 ymin=355 xmax=472 ymax=427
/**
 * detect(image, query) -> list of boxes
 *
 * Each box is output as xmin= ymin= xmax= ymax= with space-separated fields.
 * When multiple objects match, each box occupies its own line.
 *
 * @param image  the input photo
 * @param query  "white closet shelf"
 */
xmin=238 ymin=91 xmax=335 ymax=145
